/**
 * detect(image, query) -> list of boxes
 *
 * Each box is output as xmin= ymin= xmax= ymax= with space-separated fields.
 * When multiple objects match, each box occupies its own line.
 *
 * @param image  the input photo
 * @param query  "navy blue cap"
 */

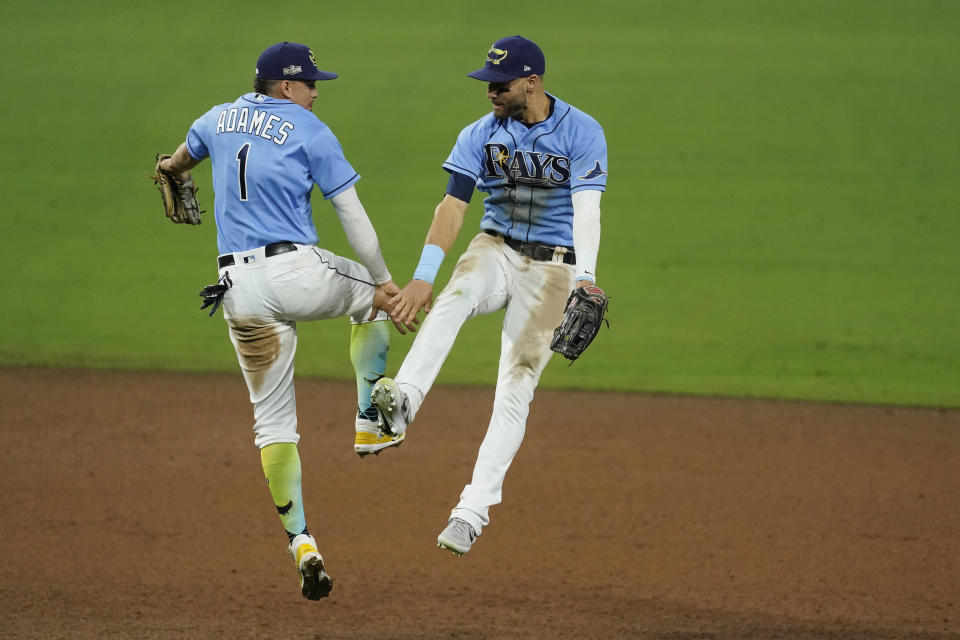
xmin=467 ymin=35 xmax=545 ymax=83
xmin=256 ymin=42 xmax=338 ymax=81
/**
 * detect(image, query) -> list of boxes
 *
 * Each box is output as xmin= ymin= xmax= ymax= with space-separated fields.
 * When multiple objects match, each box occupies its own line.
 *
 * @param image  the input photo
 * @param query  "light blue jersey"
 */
xmin=442 ymin=93 xmax=607 ymax=248
xmin=187 ymin=93 xmax=360 ymax=254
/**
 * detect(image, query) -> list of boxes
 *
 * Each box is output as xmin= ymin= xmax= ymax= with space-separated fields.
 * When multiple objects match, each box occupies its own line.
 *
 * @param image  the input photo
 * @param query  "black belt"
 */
xmin=483 ymin=230 xmax=575 ymax=265
xmin=217 ymin=242 xmax=298 ymax=269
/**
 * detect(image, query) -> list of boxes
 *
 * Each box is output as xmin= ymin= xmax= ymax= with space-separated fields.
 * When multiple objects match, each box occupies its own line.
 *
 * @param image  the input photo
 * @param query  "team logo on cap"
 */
xmin=308 ymin=49 xmax=318 ymax=68
xmin=487 ymin=46 xmax=508 ymax=65
xmin=283 ymin=64 xmax=303 ymax=76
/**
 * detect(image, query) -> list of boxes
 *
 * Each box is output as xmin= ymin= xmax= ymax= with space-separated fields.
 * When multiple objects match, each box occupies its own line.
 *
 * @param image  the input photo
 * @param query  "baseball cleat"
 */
xmin=371 ymin=377 xmax=411 ymax=437
xmin=354 ymin=430 xmax=405 ymax=457
xmin=354 ymin=408 xmax=405 ymax=456
xmin=437 ymin=517 xmax=477 ymax=556
xmin=288 ymin=533 xmax=333 ymax=600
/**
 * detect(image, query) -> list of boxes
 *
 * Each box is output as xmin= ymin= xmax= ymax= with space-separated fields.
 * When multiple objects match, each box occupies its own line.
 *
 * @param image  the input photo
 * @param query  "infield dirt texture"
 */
xmin=1 ymin=0 xmax=959 ymax=638
xmin=2 ymin=368 xmax=958 ymax=638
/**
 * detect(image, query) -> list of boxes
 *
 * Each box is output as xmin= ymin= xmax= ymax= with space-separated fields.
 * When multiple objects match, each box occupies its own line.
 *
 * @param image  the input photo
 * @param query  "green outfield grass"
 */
xmin=1 ymin=1 xmax=957 ymax=406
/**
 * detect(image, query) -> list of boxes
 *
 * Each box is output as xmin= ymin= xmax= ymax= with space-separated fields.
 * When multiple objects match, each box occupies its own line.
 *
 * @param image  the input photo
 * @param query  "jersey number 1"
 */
xmin=236 ymin=143 xmax=251 ymax=201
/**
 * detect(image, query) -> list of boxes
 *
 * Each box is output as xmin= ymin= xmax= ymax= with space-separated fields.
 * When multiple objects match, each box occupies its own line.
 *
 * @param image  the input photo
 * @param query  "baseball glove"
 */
xmin=151 ymin=154 xmax=203 ymax=225
xmin=550 ymin=284 xmax=609 ymax=362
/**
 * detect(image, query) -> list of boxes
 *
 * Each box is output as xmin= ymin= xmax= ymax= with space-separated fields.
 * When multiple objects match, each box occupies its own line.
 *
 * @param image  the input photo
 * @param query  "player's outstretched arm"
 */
xmin=330 ymin=188 xmax=421 ymax=333
xmin=423 ymin=194 xmax=468 ymax=253
xmin=389 ymin=195 xmax=467 ymax=328
xmin=331 ymin=187 xmax=392 ymax=283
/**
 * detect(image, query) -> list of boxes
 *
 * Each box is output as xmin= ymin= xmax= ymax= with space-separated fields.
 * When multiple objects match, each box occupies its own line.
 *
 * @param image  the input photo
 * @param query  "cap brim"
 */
xmin=259 ymin=70 xmax=339 ymax=81
xmin=309 ymin=70 xmax=338 ymax=80
xmin=467 ymin=67 xmax=520 ymax=83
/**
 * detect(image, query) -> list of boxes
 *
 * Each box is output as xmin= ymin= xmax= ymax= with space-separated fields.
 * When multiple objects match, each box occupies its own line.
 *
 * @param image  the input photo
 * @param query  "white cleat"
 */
xmin=437 ymin=518 xmax=477 ymax=556
xmin=371 ymin=377 xmax=411 ymax=437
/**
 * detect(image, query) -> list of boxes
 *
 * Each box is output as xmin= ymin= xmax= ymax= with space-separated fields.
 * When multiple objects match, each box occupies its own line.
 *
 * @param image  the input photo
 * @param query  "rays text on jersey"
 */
xmin=483 ymin=144 xmax=571 ymax=186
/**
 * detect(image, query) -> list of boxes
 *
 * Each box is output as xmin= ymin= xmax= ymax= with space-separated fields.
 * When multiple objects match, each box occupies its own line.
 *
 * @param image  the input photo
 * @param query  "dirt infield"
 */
xmin=1 ymin=367 xmax=957 ymax=639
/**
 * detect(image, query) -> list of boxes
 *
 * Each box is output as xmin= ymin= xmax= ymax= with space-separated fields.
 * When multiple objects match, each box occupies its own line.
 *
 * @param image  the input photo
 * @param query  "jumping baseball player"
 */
xmin=372 ymin=35 xmax=607 ymax=555
xmin=154 ymin=42 xmax=414 ymax=599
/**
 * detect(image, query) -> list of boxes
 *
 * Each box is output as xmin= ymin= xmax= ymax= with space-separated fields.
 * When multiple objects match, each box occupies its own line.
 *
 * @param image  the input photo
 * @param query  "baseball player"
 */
xmin=156 ymin=42 xmax=414 ymax=599
xmin=372 ymin=35 xmax=607 ymax=555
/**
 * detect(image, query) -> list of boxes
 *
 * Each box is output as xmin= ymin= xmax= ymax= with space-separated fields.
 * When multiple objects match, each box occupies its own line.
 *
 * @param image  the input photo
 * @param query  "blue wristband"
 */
xmin=413 ymin=244 xmax=445 ymax=284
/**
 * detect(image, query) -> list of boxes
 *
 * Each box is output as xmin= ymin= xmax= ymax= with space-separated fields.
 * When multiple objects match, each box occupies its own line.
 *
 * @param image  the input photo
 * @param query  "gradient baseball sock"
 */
xmin=260 ymin=442 xmax=308 ymax=542
xmin=350 ymin=319 xmax=389 ymax=420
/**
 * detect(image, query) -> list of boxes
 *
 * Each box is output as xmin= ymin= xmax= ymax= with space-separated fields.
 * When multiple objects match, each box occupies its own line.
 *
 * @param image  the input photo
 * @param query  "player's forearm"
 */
xmin=571 ymin=189 xmax=602 ymax=283
xmin=330 ymin=187 xmax=392 ymax=285
xmin=160 ymin=142 xmax=202 ymax=176
xmin=411 ymin=195 xmax=467 ymax=284
xmin=425 ymin=195 xmax=467 ymax=253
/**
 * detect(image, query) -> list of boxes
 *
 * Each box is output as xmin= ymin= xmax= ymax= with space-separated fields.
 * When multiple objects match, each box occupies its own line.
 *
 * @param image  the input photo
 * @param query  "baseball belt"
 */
xmin=483 ymin=230 xmax=576 ymax=265
xmin=217 ymin=241 xmax=298 ymax=269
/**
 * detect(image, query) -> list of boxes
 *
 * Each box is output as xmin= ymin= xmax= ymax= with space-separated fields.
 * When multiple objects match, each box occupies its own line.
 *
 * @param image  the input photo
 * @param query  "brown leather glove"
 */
xmin=151 ymin=154 xmax=203 ymax=225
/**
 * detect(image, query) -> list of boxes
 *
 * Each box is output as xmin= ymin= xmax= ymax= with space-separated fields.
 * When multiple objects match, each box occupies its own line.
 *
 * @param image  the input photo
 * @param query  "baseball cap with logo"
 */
xmin=256 ymin=42 xmax=338 ymax=81
xmin=467 ymin=35 xmax=545 ymax=83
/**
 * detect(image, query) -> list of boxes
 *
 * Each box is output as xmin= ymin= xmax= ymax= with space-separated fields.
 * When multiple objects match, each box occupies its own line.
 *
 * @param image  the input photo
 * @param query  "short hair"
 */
xmin=253 ymin=77 xmax=281 ymax=96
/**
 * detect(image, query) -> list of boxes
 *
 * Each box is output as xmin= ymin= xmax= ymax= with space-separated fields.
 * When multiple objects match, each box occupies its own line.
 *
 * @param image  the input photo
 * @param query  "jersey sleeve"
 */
xmin=185 ymin=104 xmax=226 ymax=160
xmin=445 ymin=171 xmax=475 ymax=203
xmin=569 ymin=122 xmax=608 ymax=193
xmin=441 ymin=120 xmax=486 ymax=182
xmin=187 ymin=115 xmax=210 ymax=160
xmin=305 ymin=127 xmax=361 ymax=200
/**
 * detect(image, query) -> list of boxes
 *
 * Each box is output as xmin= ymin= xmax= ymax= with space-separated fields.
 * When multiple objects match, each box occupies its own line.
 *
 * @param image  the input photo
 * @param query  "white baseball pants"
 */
xmin=395 ymin=232 xmax=574 ymax=534
xmin=218 ymin=243 xmax=383 ymax=449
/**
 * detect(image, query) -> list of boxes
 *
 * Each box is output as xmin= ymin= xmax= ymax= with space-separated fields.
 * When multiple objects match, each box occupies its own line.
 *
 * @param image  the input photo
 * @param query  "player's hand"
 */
xmin=388 ymin=279 xmax=434 ymax=333
xmin=371 ymin=280 xmax=419 ymax=334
